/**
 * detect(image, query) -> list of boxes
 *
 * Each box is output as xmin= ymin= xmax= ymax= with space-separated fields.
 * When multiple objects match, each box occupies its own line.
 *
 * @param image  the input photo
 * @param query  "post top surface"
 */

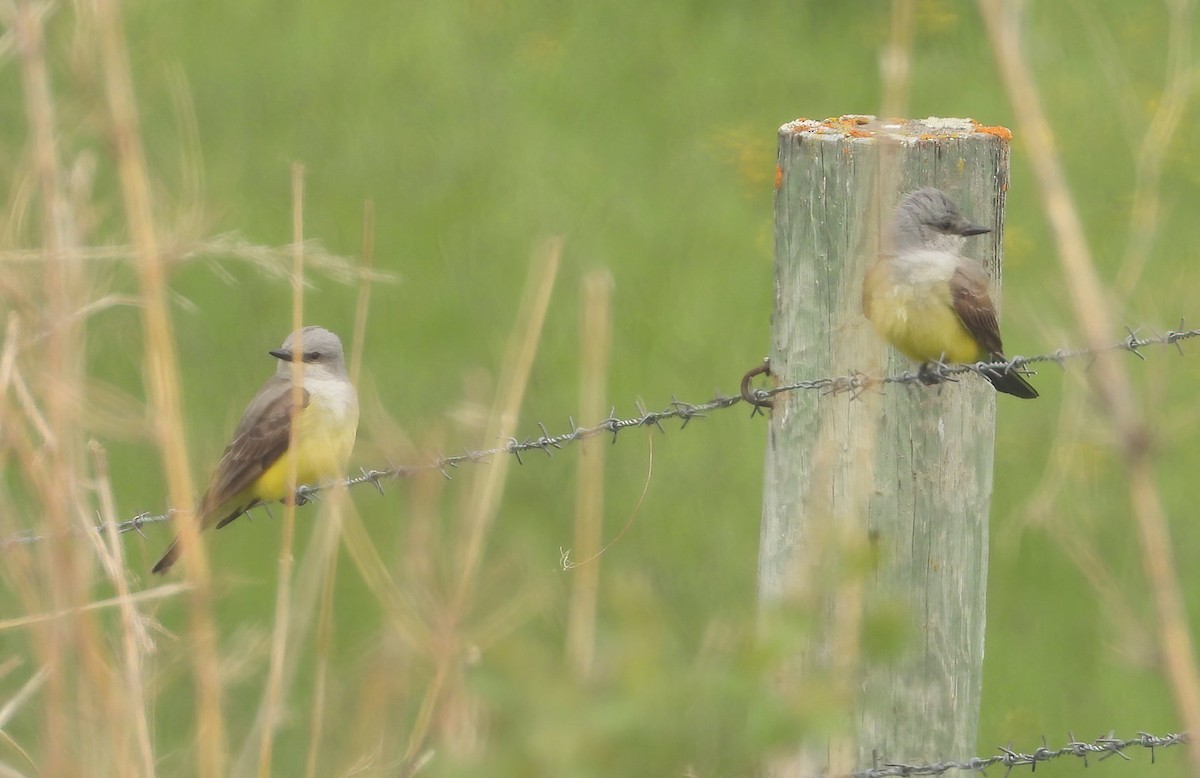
xmin=779 ymin=115 xmax=1012 ymax=143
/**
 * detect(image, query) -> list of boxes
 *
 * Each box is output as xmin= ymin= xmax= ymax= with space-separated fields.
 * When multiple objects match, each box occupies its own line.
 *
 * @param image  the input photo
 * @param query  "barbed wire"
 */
xmin=1 ymin=323 xmax=1196 ymax=550
xmin=836 ymin=731 xmax=1187 ymax=777
xmin=755 ymin=322 xmax=1200 ymax=402
xmin=0 ymin=393 xmax=743 ymax=550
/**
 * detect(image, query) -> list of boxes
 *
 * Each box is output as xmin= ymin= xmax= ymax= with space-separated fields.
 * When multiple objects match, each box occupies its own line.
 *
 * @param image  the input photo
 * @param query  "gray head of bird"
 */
xmin=888 ymin=187 xmax=991 ymax=254
xmin=269 ymin=326 xmax=348 ymax=379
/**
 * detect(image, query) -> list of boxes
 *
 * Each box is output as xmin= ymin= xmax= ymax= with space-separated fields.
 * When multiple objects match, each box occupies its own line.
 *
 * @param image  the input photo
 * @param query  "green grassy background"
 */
xmin=4 ymin=0 xmax=1200 ymax=775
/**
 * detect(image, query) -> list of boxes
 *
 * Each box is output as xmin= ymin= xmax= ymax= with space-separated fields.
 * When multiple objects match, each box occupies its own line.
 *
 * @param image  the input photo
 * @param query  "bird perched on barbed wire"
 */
xmin=862 ymin=186 xmax=1038 ymax=399
xmin=152 ymin=325 xmax=360 ymax=573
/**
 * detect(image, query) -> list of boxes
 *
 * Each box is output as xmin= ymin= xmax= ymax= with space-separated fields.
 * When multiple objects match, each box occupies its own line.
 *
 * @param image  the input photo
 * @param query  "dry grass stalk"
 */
xmin=978 ymin=2 xmax=1200 ymax=773
xmin=9 ymin=1 xmax=88 ymax=771
xmin=89 ymin=441 xmax=156 ymax=777
xmin=393 ymin=238 xmax=561 ymax=769
xmin=304 ymin=199 xmax=377 ymax=778
xmin=88 ymin=0 xmax=229 ymax=773
xmin=565 ymin=270 xmax=614 ymax=679
xmin=256 ymin=163 xmax=308 ymax=778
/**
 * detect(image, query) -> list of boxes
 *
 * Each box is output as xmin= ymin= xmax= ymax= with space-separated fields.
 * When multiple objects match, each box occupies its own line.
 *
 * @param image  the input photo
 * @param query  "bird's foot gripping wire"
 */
xmin=294 ymin=484 xmax=315 ymax=506
xmin=917 ymin=358 xmax=959 ymax=387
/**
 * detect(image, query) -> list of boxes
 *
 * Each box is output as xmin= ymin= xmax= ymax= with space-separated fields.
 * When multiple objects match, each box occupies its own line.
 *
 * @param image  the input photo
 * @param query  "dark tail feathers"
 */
xmin=983 ymin=364 xmax=1038 ymax=399
xmin=151 ymin=537 xmax=181 ymax=574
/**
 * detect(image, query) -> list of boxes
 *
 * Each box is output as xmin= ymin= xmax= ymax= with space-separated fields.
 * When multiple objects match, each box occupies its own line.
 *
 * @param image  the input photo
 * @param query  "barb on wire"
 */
xmin=833 ymin=731 xmax=1187 ymax=777
xmin=1 ymin=324 xmax=1195 ymax=549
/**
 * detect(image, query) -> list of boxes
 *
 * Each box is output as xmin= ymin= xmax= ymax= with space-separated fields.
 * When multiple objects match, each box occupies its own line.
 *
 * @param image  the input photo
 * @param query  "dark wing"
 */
xmin=199 ymin=377 xmax=310 ymax=529
xmin=152 ymin=379 xmax=309 ymax=573
xmin=950 ymin=261 xmax=1039 ymax=399
xmin=949 ymin=261 xmax=1004 ymax=358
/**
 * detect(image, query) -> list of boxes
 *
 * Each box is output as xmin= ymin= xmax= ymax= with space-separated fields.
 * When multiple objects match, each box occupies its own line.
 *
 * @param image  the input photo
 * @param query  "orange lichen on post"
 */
xmin=973 ymin=123 xmax=1013 ymax=141
xmin=774 ymin=164 xmax=783 ymax=192
xmin=826 ymin=115 xmax=873 ymax=134
xmin=778 ymin=115 xmax=1014 ymax=147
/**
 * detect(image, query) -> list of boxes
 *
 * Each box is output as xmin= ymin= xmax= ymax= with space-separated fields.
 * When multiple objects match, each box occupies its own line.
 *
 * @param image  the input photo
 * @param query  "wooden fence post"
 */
xmin=758 ymin=116 xmax=1011 ymax=774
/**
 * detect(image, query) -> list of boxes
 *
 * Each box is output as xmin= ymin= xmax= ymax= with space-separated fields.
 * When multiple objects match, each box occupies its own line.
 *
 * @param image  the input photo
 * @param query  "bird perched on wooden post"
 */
xmin=862 ymin=187 xmax=1038 ymax=398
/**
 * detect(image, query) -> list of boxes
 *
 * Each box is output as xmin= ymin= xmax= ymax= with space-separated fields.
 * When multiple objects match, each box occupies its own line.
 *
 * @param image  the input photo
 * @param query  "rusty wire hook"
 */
xmin=740 ymin=358 xmax=774 ymax=411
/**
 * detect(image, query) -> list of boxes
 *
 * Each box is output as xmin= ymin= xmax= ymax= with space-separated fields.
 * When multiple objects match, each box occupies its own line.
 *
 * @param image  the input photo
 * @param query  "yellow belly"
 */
xmin=864 ymin=264 xmax=984 ymax=364
xmin=251 ymin=400 xmax=358 ymax=501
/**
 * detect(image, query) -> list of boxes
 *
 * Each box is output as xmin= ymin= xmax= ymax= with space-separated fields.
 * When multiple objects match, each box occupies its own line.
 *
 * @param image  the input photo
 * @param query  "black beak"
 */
xmin=269 ymin=348 xmax=293 ymax=361
xmin=960 ymin=222 xmax=991 ymax=236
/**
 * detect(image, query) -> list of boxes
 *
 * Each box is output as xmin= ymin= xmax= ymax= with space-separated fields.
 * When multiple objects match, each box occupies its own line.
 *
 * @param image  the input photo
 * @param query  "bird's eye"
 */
xmin=303 ymin=351 xmax=321 ymax=362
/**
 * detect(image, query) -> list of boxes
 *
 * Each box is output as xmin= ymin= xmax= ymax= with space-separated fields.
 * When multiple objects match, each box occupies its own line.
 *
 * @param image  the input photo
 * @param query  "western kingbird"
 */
xmin=862 ymin=187 xmax=1038 ymax=399
xmin=152 ymin=326 xmax=360 ymax=574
